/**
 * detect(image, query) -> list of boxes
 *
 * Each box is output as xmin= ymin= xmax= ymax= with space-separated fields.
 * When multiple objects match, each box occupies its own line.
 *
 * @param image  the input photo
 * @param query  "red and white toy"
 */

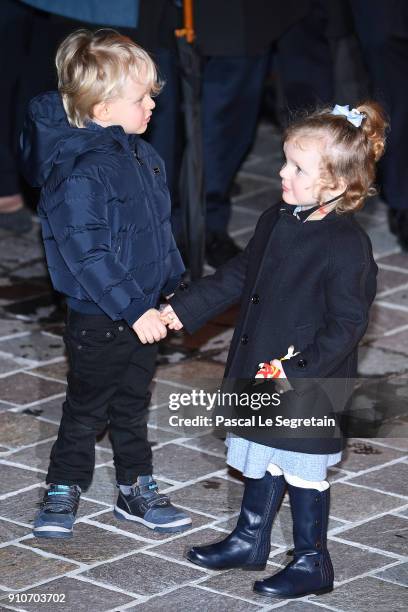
xmin=255 ymin=345 xmax=299 ymax=379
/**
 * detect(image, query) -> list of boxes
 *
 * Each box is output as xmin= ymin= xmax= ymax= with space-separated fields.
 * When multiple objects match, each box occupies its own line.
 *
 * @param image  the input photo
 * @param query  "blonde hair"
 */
xmin=284 ymin=101 xmax=388 ymax=213
xmin=56 ymin=29 xmax=163 ymax=128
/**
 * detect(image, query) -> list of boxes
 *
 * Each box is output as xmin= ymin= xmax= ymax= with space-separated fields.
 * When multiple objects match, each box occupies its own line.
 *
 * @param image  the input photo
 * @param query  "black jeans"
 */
xmin=47 ymin=309 xmax=158 ymax=490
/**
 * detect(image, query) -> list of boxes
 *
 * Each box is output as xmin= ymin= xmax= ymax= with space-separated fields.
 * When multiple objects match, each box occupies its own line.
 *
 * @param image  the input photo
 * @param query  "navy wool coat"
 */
xmin=170 ymin=204 xmax=378 ymax=454
xmin=20 ymin=91 xmax=184 ymax=326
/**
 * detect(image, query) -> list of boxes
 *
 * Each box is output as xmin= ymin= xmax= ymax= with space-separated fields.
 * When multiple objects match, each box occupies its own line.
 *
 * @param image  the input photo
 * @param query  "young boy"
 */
xmin=20 ymin=29 xmax=190 ymax=538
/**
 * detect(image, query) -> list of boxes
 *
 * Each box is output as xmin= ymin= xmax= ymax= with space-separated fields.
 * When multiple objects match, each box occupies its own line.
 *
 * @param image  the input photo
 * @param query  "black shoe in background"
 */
xmin=388 ymin=208 xmax=408 ymax=251
xmin=206 ymin=232 xmax=242 ymax=268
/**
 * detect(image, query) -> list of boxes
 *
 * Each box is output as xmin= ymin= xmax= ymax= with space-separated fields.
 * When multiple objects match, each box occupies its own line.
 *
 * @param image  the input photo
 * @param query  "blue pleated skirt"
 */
xmin=226 ymin=433 xmax=342 ymax=481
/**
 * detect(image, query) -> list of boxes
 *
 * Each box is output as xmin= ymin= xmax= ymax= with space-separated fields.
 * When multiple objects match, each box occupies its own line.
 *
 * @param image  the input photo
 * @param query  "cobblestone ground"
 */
xmin=0 ymin=123 xmax=407 ymax=611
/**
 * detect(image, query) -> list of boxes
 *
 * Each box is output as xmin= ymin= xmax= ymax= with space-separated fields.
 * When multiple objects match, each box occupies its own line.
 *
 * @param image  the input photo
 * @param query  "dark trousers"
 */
xmin=47 ymin=310 xmax=158 ymax=490
xmin=351 ymin=0 xmax=408 ymax=211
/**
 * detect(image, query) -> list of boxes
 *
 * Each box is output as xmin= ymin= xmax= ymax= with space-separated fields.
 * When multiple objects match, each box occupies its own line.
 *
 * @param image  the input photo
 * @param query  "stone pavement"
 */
xmin=0 ymin=123 xmax=407 ymax=611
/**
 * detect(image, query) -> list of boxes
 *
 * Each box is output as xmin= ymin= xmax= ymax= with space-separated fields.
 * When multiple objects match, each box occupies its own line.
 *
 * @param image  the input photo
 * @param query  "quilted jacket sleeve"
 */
xmin=46 ymin=174 xmax=149 ymax=325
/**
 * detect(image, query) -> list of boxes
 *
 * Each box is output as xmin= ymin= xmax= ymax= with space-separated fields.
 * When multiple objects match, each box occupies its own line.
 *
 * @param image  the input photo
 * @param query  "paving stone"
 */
xmin=155 ymin=360 xmax=225 ymax=386
xmin=330 ymin=482 xmax=404 ymax=521
xmin=358 ymin=346 xmax=408 ymax=376
xmin=181 ymin=432 xmax=227 ymax=456
xmin=365 ymin=304 xmax=408 ymax=338
xmin=82 ymin=551 xmax=206 ymax=596
xmin=21 ymin=396 xmax=63 ymax=423
xmin=147 ymin=424 xmax=182 ymax=445
xmin=169 ymin=477 xmax=244 ymax=517
xmin=151 ymin=443 xmax=225 ymax=482
xmin=3 ymin=576 xmax=136 ymax=611
xmin=200 ymin=567 xmax=289 ymax=604
xmin=318 ymin=576 xmax=408 ymax=610
xmin=377 ymin=268 xmax=408 ymax=294
xmin=0 ymin=372 xmax=65 ymax=405
xmin=269 ymin=603 xmax=325 ymax=611
xmin=367 ymin=224 xmax=400 ymax=256
xmin=338 ymin=513 xmax=408 ymax=556
xmin=92 ymin=507 xmax=212 ymax=541
xmin=31 ymin=360 xmax=68 ymax=381
xmin=0 ymin=412 xmax=58 ymax=448
xmin=0 ymin=355 xmax=23 ymax=375
xmin=0 ymin=234 xmax=45 ymax=270
xmin=347 ymin=462 xmax=408 ymax=497
xmin=380 ymin=286 xmax=408 ymax=309
xmin=374 ymin=561 xmax=408 ymax=587
xmin=0 ymin=518 xmax=30 ymax=544
xmin=8 ymin=439 xmax=110 ymax=473
xmin=0 ymin=545 xmax=77 ymax=590
xmin=0 ymin=487 xmax=105 ymax=525
xmin=0 ymin=464 xmax=42 ymax=496
xmin=0 ymin=317 xmax=37 ymax=336
xmin=378 ymin=252 xmax=408 ymax=270
xmin=23 ymin=523 xmax=144 ymax=564
xmin=0 ymin=332 xmax=64 ymax=363
xmin=371 ymin=328 xmax=408 ymax=356
xmin=326 ymin=539 xmax=393 ymax=582
xmin=126 ymin=585 xmax=260 ymax=611
xmin=337 ymin=439 xmax=407 ymax=472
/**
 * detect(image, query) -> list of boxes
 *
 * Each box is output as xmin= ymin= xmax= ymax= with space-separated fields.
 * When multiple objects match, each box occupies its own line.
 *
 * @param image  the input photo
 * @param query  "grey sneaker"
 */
xmin=114 ymin=478 xmax=191 ymax=533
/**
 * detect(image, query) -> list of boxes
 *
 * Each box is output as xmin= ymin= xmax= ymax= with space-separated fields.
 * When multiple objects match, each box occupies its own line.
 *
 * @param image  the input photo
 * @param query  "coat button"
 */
xmin=241 ymin=334 xmax=249 ymax=345
xmin=297 ymin=358 xmax=307 ymax=368
xmin=81 ymin=330 xmax=87 ymax=336
xmin=251 ymin=294 xmax=260 ymax=304
xmin=106 ymin=331 xmax=112 ymax=337
xmin=118 ymin=325 xmax=124 ymax=332
xmin=179 ymin=282 xmax=189 ymax=291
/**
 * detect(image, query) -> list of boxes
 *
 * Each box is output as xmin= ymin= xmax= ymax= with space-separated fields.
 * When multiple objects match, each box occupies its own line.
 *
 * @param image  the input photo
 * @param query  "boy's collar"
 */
xmin=85 ymin=120 xmax=139 ymax=149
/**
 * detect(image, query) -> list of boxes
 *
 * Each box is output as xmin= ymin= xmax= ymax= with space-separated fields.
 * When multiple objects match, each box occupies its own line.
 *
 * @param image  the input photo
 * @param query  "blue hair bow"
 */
xmin=331 ymin=104 xmax=366 ymax=127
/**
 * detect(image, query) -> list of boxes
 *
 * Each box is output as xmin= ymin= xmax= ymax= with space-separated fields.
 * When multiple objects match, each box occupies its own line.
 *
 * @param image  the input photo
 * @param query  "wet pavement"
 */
xmin=0 ymin=122 xmax=407 ymax=611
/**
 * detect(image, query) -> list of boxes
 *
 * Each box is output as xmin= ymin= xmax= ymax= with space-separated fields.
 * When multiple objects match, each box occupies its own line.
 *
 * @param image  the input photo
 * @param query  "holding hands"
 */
xmin=132 ymin=308 xmax=168 ymax=344
xmin=159 ymin=304 xmax=184 ymax=331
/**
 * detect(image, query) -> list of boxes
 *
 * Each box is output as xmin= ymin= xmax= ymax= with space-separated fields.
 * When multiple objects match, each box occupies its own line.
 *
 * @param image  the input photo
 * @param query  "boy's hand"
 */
xmin=159 ymin=304 xmax=183 ymax=330
xmin=132 ymin=309 xmax=167 ymax=344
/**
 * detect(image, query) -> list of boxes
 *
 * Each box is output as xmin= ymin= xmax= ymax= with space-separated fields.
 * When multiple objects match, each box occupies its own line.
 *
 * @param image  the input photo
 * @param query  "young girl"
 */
xmin=161 ymin=102 xmax=387 ymax=598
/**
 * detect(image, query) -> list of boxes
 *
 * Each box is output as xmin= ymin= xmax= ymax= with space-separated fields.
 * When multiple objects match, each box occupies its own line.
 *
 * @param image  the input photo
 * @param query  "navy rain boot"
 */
xmin=254 ymin=484 xmax=334 ymax=597
xmin=187 ymin=472 xmax=286 ymax=570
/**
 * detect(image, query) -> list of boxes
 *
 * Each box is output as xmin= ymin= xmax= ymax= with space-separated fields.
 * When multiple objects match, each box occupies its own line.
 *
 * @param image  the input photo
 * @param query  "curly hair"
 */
xmin=284 ymin=101 xmax=388 ymax=213
xmin=56 ymin=29 xmax=163 ymax=128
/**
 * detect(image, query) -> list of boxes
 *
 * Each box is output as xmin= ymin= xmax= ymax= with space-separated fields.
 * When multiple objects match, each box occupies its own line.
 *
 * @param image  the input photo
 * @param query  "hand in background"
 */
xmin=159 ymin=304 xmax=184 ymax=330
xmin=132 ymin=308 xmax=167 ymax=343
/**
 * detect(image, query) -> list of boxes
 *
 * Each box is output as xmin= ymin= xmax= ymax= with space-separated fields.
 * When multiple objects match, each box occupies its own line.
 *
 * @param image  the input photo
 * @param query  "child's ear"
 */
xmin=92 ymin=100 xmax=111 ymax=122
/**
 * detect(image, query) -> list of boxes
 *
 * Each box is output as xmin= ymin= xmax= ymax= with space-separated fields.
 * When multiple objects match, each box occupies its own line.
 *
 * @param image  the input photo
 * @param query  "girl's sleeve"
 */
xmin=169 ymin=238 xmax=253 ymax=334
xmin=283 ymin=226 xmax=377 ymax=381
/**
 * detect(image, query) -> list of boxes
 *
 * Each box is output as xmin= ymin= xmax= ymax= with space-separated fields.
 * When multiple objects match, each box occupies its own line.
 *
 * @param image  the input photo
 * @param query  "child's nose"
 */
xmin=147 ymin=96 xmax=155 ymax=110
xmin=279 ymin=165 xmax=287 ymax=179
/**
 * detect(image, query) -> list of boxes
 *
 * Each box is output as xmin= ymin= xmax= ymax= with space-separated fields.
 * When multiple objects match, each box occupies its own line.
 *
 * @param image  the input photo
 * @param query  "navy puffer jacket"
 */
xmin=20 ymin=92 xmax=185 ymax=326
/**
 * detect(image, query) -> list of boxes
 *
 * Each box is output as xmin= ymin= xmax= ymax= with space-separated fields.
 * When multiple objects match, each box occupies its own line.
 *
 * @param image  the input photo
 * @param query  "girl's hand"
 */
xmin=159 ymin=304 xmax=184 ymax=330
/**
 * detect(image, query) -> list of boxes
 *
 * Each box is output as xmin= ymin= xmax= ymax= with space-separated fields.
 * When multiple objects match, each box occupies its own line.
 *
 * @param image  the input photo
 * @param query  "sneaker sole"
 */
xmin=33 ymin=526 xmax=73 ymax=539
xmin=114 ymin=505 xmax=192 ymax=533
